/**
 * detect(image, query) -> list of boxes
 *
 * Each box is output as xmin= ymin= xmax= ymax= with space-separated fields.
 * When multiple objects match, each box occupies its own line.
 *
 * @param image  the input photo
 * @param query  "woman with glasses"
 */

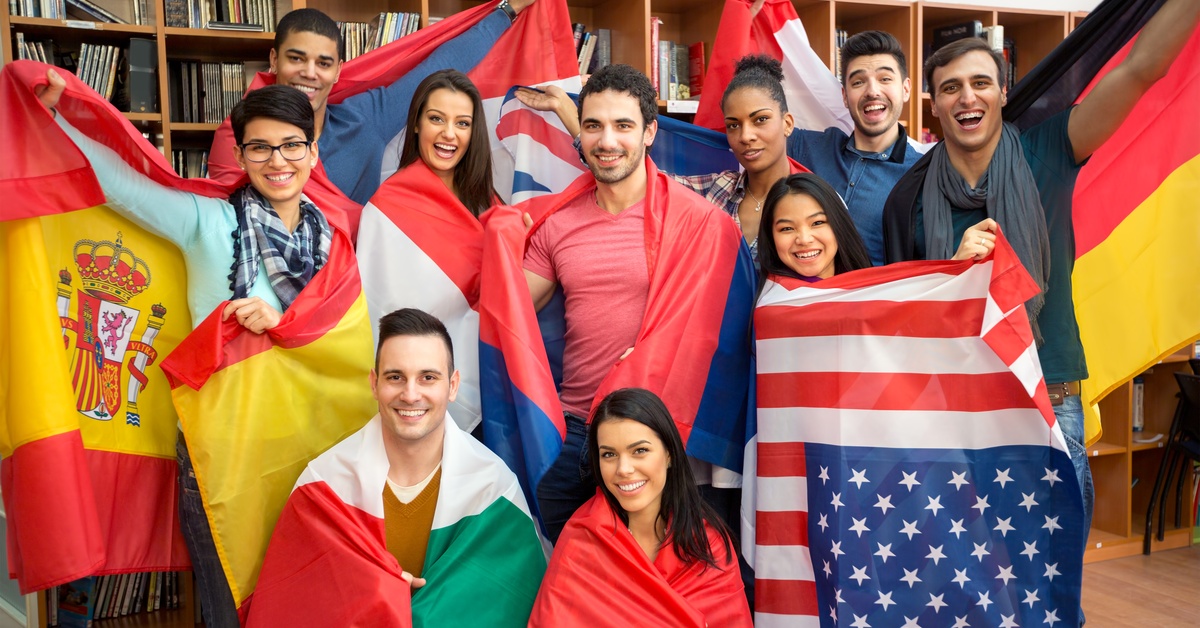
xmin=41 ymin=73 xmax=327 ymax=334
xmin=39 ymin=72 xmax=337 ymax=627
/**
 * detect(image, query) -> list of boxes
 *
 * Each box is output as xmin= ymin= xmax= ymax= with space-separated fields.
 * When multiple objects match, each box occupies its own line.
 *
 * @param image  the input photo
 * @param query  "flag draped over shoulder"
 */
xmin=745 ymin=236 xmax=1084 ymax=627
xmin=357 ymin=0 xmax=580 ymax=434
xmin=528 ymin=491 xmax=751 ymax=627
xmin=1006 ymin=0 xmax=1200 ymax=445
xmin=695 ymin=0 xmax=851 ymax=134
xmin=1 ymin=61 xmax=197 ymax=593
xmin=479 ymin=158 xmax=755 ymax=526
xmin=244 ymin=415 xmax=546 ymax=627
xmin=161 ymin=218 xmax=376 ymax=611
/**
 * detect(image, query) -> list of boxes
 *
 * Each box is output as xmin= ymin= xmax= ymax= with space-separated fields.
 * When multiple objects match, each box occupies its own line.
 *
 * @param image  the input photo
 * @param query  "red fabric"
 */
xmin=529 ymin=492 xmax=750 ymax=627
xmin=521 ymin=159 xmax=743 ymax=436
xmin=242 ymin=482 xmax=410 ymax=627
xmin=159 ymin=221 xmax=360 ymax=391
xmin=694 ymin=0 xmax=792 ymax=130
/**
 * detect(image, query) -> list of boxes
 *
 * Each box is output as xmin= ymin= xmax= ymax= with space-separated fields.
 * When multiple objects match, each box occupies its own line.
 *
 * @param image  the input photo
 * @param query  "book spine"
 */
xmin=688 ymin=41 xmax=705 ymax=97
xmin=658 ymin=40 xmax=670 ymax=100
xmin=650 ymin=17 xmax=661 ymax=98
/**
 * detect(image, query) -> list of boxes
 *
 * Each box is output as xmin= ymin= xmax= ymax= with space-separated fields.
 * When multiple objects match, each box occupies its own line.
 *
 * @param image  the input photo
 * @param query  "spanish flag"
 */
xmin=1006 ymin=0 xmax=1200 ymax=444
xmin=161 ymin=220 xmax=376 ymax=610
xmin=1 ymin=61 xmax=193 ymax=592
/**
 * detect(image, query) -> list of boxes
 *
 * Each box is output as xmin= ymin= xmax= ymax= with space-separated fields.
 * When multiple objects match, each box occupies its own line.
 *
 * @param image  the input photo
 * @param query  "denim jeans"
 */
xmin=177 ymin=435 xmax=241 ymax=628
xmin=1052 ymin=394 xmax=1092 ymax=626
xmin=536 ymin=413 xmax=594 ymax=544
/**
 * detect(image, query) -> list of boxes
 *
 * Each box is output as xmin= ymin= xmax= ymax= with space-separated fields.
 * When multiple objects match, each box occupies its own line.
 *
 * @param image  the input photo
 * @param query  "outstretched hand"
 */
xmin=35 ymin=68 xmax=66 ymax=111
xmin=514 ymin=85 xmax=580 ymax=138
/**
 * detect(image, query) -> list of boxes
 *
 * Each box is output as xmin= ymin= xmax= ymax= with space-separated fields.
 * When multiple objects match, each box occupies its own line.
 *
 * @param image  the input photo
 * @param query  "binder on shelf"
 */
xmin=931 ymin=19 xmax=984 ymax=52
xmin=127 ymin=37 xmax=157 ymax=113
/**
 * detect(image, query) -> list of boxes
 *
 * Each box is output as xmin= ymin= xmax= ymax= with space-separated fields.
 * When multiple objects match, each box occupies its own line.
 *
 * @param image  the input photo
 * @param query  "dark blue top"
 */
xmin=787 ymin=124 xmax=922 ymax=266
xmin=321 ymin=10 xmax=510 ymax=205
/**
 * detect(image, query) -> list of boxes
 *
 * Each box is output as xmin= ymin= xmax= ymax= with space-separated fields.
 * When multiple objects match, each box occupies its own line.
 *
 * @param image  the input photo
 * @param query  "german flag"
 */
xmin=1006 ymin=0 xmax=1200 ymax=444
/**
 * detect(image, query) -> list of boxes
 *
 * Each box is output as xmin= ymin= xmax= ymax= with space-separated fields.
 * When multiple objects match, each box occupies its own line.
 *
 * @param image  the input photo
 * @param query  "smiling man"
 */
xmin=786 ymin=30 xmax=921 ymax=266
xmin=882 ymin=2 xmax=1200 ymax=624
xmin=247 ymin=308 xmax=546 ymax=626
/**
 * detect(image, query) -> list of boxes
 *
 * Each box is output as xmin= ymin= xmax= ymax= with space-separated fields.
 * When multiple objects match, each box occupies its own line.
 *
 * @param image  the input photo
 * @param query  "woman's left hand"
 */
xmin=222 ymin=297 xmax=282 ymax=334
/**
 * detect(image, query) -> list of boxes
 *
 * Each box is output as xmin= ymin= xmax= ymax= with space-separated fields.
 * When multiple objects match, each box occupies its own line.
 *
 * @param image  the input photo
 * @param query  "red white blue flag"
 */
xmin=746 ymin=235 xmax=1084 ymax=627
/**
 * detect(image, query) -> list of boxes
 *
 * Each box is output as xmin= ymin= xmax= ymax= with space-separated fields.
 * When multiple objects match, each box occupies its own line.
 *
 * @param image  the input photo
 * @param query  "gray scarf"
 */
xmin=923 ymin=122 xmax=1050 ymax=343
xmin=228 ymin=185 xmax=331 ymax=311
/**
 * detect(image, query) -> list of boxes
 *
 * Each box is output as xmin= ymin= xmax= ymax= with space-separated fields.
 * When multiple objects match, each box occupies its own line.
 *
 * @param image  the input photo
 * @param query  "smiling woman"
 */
xmin=529 ymin=388 xmax=752 ymax=627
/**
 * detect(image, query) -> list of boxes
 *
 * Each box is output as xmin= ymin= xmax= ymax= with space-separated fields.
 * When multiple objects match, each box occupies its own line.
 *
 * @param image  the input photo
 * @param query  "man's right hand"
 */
xmin=36 ymin=68 xmax=65 ymax=111
xmin=401 ymin=570 xmax=427 ymax=590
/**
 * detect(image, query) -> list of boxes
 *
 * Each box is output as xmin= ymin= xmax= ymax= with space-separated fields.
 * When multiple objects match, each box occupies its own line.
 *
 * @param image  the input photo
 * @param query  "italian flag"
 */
xmin=244 ymin=414 xmax=547 ymax=626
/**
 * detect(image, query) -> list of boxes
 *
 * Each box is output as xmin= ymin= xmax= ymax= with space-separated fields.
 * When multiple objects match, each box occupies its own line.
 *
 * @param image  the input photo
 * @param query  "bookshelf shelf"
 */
xmin=9 ymin=16 xmax=157 ymax=35
xmin=169 ymin=122 xmax=220 ymax=131
xmin=123 ymin=111 xmax=162 ymax=121
xmin=1131 ymin=440 xmax=1166 ymax=452
xmin=162 ymin=27 xmax=274 ymax=40
xmin=1088 ymin=442 xmax=1126 ymax=457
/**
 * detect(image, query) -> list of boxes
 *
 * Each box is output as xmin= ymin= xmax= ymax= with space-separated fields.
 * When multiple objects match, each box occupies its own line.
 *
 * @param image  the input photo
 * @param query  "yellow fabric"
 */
xmin=1 ymin=208 xmax=189 ymax=459
xmin=384 ymin=467 xmax=443 ymax=578
xmin=170 ymin=291 xmax=376 ymax=606
xmin=1075 ymin=155 xmax=1200 ymax=445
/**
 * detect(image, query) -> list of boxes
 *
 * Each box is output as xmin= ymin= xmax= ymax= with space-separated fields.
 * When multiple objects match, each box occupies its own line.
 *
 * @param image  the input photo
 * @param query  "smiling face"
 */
xmin=842 ymin=53 xmax=910 ymax=140
xmin=596 ymin=418 xmax=670 ymax=522
xmin=578 ymin=89 xmax=657 ymax=185
xmin=930 ymin=49 xmax=1007 ymax=155
xmin=270 ymin=30 xmax=342 ymax=118
xmin=370 ymin=334 xmax=460 ymax=453
xmin=772 ymin=192 xmax=839 ymax=279
xmin=416 ymin=88 xmax=475 ymax=184
xmin=234 ymin=118 xmax=316 ymax=210
xmin=723 ymin=86 xmax=794 ymax=176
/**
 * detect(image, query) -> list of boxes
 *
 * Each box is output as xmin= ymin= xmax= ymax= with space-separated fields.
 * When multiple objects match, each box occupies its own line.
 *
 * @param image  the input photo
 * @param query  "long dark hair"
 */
xmin=757 ymin=173 xmax=871 ymax=286
xmin=397 ymin=70 xmax=496 ymax=217
xmin=587 ymin=388 xmax=734 ymax=569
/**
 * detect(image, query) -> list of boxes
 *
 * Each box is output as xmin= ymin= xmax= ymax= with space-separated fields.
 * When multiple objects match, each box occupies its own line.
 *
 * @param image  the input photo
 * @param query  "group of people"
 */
xmin=29 ymin=0 xmax=1200 ymax=624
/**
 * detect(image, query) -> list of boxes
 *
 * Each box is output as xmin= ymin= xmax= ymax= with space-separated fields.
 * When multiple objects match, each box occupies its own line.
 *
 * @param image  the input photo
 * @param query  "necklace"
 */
xmin=745 ymin=187 xmax=764 ymax=213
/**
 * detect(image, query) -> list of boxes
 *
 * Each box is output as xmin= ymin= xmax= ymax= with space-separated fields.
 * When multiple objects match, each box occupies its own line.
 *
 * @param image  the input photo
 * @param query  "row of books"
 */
xmin=63 ymin=0 xmax=152 ymax=25
xmin=833 ymin=28 xmax=849 ymax=82
xmin=570 ymin=23 xmax=611 ymax=76
xmin=168 ymin=59 xmax=250 ymax=124
xmin=8 ymin=0 xmax=63 ymax=19
xmin=927 ymin=20 xmax=1017 ymax=90
xmin=339 ymin=12 xmax=421 ymax=61
xmin=173 ymin=148 xmax=210 ymax=178
xmin=649 ymin=18 xmax=705 ymax=103
xmin=165 ymin=0 xmax=276 ymax=32
xmin=49 ymin=571 xmax=182 ymax=627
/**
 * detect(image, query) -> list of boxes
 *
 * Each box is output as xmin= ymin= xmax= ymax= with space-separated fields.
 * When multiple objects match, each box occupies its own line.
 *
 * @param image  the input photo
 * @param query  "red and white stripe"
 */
xmin=743 ymin=242 xmax=1065 ymax=627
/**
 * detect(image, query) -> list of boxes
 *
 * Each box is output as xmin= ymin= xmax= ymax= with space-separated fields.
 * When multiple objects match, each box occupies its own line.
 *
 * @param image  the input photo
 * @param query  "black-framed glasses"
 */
xmin=238 ymin=141 xmax=312 ymax=163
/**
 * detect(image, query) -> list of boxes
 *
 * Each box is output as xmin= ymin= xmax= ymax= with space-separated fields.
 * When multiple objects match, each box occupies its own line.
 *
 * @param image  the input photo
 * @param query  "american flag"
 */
xmin=745 ymin=237 xmax=1085 ymax=627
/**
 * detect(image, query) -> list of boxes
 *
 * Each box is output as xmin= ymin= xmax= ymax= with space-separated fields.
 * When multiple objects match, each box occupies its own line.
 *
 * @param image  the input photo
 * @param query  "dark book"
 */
xmin=571 ymin=22 xmax=585 ymax=56
xmin=207 ymin=20 xmax=265 ymax=31
xmin=65 ymin=0 xmax=127 ymax=24
xmin=126 ymin=37 xmax=157 ymax=113
xmin=164 ymin=0 xmax=188 ymax=27
xmin=688 ymin=41 xmax=705 ymax=97
xmin=56 ymin=576 xmax=97 ymax=628
xmin=931 ymin=19 xmax=984 ymax=52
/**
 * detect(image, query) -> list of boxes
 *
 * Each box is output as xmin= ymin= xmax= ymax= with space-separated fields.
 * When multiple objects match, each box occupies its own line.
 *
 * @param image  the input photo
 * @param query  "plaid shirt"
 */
xmin=670 ymin=169 xmax=758 ymax=259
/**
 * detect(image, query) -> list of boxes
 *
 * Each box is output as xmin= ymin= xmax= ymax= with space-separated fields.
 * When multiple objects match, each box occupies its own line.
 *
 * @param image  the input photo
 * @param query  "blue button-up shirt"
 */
xmin=787 ymin=124 xmax=922 ymax=266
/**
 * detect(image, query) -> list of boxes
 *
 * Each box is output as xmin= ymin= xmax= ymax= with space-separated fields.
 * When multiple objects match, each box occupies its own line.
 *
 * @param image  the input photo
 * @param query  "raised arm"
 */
xmin=1067 ymin=0 xmax=1200 ymax=163
xmin=515 ymin=85 xmax=580 ymax=138
xmin=363 ymin=2 xmax=535 ymax=138
xmin=38 ymin=70 xmax=227 ymax=250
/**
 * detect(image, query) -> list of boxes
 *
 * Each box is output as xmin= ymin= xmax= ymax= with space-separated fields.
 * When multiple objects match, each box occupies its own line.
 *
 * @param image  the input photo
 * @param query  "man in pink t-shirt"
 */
xmin=522 ymin=64 xmax=663 ymax=542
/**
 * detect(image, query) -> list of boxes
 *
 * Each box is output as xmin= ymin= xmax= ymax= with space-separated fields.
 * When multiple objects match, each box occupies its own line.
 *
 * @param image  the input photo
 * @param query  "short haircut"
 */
xmin=756 ymin=172 xmax=871 ymax=284
xmin=375 ymin=308 xmax=455 ymax=373
xmin=274 ymin=8 xmax=343 ymax=61
xmin=231 ymin=85 xmax=315 ymax=144
xmin=924 ymin=37 xmax=1007 ymax=93
xmin=722 ymin=54 xmax=787 ymax=114
xmin=397 ymin=70 xmax=496 ymax=217
xmin=577 ymin=64 xmax=658 ymax=128
xmin=840 ymin=30 xmax=908 ymax=84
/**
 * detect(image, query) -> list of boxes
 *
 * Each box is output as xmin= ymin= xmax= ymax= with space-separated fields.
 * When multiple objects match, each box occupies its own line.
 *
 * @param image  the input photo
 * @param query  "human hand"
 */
xmin=618 ymin=347 xmax=634 ymax=361
xmin=36 ymin=68 xmax=65 ymax=111
xmin=951 ymin=218 xmax=999 ymax=262
xmin=523 ymin=212 xmax=534 ymax=233
xmin=507 ymin=0 xmax=535 ymax=14
xmin=401 ymin=570 xmax=427 ymax=590
xmin=221 ymin=297 xmax=282 ymax=334
xmin=515 ymin=85 xmax=579 ymax=137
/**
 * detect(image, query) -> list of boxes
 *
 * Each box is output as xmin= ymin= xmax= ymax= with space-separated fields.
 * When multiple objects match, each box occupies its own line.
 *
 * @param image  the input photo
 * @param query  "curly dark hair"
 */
xmin=722 ymin=54 xmax=787 ymax=113
xmin=577 ymin=64 xmax=658 ymax=128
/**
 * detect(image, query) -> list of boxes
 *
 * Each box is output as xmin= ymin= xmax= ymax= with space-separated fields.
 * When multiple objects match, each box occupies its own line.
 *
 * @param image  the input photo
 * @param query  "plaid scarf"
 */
xmin=228 ymin=185 xmax=331 ymax=311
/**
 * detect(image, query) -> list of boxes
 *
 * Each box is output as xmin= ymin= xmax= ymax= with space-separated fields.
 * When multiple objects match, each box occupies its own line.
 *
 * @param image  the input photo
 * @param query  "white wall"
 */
xmin=925 ymin=0 xmax=1101 ymax=11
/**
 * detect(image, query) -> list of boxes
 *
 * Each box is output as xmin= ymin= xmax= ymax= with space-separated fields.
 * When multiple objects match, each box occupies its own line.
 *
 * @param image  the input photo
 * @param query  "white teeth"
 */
xmin=293 ymin=85 xmax=316 ymax=93
xmin=618 ymin=480 xmax=646 ymax=492
xmin=398 ymin=409 xmax=425 ymax=417
xmin=956 ymin=112 xmax=983 ymax=121
xmin=434 ymin=143 xmax=456 ymax=151
xmin=795 ymin=251 xmax=820 ymax=259
xmin=265 ymin=173 xmax=293 ymax=181
xmin=596 ymin=155 xmax=621 ymax=163
xmin=864 ymin=104 xmax=885 ymax=112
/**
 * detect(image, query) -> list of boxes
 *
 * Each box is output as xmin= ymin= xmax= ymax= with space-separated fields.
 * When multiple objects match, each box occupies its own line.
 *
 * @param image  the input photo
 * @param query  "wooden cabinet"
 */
xmin=1086 ymin=345 xmax=1197 ymax=562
